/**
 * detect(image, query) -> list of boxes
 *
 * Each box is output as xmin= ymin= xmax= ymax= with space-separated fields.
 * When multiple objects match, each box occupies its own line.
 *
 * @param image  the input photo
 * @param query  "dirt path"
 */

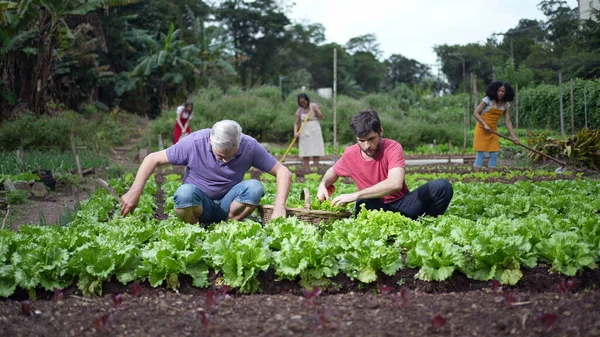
xmin=4 ymin=118 xmax=150 ymax=228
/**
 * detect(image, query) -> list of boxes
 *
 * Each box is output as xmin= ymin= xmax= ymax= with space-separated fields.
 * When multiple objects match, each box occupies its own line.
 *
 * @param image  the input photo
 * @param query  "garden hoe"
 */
xmin=489 ymin=130 xmax=568 ymax=173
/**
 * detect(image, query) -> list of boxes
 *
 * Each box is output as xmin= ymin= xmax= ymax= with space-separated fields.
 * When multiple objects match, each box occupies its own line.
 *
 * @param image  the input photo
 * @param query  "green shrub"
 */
xmin=7 ymin=190 xmax=28 ymax=204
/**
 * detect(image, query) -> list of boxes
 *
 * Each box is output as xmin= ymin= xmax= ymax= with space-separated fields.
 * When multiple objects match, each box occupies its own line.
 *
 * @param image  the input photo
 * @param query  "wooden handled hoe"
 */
xmin=489 ymin=129 xmax=568 ymax=172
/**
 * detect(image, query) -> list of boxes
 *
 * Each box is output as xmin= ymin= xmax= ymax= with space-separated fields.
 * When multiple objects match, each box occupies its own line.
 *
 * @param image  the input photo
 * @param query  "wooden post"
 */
xmin=472 ymin=73 xmax=477 ymax=131
xmin=333 ymin=48 xmax=338 ymax=163
xmin=448 ymin=141 xmax=452 ymax=164
xmin=17 ymin=147 xmax=27 ymax=173
xmin=570 ymin=79 xmax=574 ymax=134
xmin=158 ymin=134 xmax=164 ymax=150
xmin=558 ymin=70 xmax=565 ymax=136
xmin=584 ymin=88 xmax=588 ymax=128
xmin=515 ymin=84 xmax=519 ymax=134
xmin=462 ymin=101 xmax=467 ymax=154
xmin=70 ymin=133 xmax=83 ymax=177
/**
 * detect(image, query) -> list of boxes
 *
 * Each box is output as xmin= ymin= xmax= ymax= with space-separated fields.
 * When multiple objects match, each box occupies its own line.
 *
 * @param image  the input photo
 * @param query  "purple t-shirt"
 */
xmin=166 ymin=129 xmax=277 ymax=199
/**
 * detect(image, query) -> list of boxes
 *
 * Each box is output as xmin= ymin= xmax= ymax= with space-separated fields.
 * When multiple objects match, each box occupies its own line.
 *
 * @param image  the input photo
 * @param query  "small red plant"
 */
xmin=378 ymin=284 xmax=394 ymax=295
xmin=554 ymin=278 xmax=576 ymax=294
xmin=391 ymin=287 xmax=410 ymax=308
xmin=315 ymin=305 xmax=337 ymax=331
xmin=217 ymin=285 xmax=230 ymax=296
xmin=501 ymin=289 xmax=517 ymax=308
xmin=301 ymin=286 xmax=322 ymax=306
xmin=205 ymin=289 xmax=217 ymax=308
xmin=205 ymin=285 xmax=231 ymax=309
xmin=200 ymin=311 xmax=210 ymax=329
xmin=92 ymin=313 xmax=113 ymax=332
xmin=112 ymin=293 xmax=123 ymax=307
xmin=490 ymin=279 xmax=502 ymax=294
xmin=536 ymin=312 xmax=559 ymax=331
xmin=131 ymin=281 xmax=142 ymax=297
xmin=428 ymin=314 xmax=448 ymax=332
xmin=21 ymin=300 xmax=34 ymax=316
xmin=53 ymin=288 xmax=64 ymax=301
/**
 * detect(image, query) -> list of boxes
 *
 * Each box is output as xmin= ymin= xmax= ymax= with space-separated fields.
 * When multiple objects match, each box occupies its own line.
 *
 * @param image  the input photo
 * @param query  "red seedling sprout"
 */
xmin=536 ymin=312 xmax=559 ymax=332
xmin=92 ymin=313 xmax=113 ymax=333
xmin=378 ymin=284 xmax=394 ymax=295
xmin=217 ymin=285 xmax=230 ymax=297
xmin=199 ymin=311 xmax=211 ymax=329
xmin=490 ymin=279 xmax=502 ymax=294
xmin=53 ymin=288 xmax=64 ymax=301
xmin=111 ymin=293 xmax=123 ymax=307
xmin=301 ymin=286 xmax=322 ymax=306
xmin=21 ymin=300 xmax=33 ymax=316
xmin=205 ymin=289 xmax=217 ymax=308
xmin=554 ymin=278 xmax=576 ymax=294
xmin=501 ymin=289 xmax=517 ymax=308
xmin=391 ymin=287 xmax=410 ymax=308
xmin=315 ymin=305 xmax=337 ymax=331
xmin=131 ymin=281 xmax=142 ymax=297
xmin=205 ymin=286 xmax=231 ymax=310
xmin=428 ymin=314 xmax=448 ymax=332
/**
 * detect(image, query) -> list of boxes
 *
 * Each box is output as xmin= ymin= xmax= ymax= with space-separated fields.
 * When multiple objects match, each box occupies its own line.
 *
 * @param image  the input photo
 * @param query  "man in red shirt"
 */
xmin=317 ymin=109 xmax=453 ymax=219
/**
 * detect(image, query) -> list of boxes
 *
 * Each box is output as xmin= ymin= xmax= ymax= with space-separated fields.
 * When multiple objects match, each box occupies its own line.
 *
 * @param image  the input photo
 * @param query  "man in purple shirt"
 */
xmin=121 ymin=120 xmax=291 ymax=224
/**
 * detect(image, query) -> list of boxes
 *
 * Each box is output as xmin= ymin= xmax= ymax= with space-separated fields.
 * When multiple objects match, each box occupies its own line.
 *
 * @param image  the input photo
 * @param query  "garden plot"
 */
xmin=1 ymin=167 xmax=599 ymax=336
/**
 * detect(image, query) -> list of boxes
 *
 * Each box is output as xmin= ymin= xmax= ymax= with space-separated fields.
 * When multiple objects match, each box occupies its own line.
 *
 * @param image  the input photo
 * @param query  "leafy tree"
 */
xmin=345 ymin=33 xmax=382 ymax=58
xmin=0 ymin=0 xmax=139 ymax=119
xmin=215 ymin=0 xmax=290 ymax=88
xmin=122 ymin=23 xmax=201 ymax=112
xmin=385 ymin=54 xmax=432 ymax=89
xmin=351 ymin=51 xmax=384 ymax=93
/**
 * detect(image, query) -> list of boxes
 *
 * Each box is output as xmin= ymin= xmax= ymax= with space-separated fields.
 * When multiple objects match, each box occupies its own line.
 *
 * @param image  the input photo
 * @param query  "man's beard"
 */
xmin=360 ymin=137 xmax=381 ymax=157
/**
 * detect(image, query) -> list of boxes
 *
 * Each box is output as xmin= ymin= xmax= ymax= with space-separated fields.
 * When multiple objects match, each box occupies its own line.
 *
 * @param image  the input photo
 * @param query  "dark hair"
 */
xmin=485 ymin=81 xmax=515 ymax=102
xmin=350 ymin=109 xmax=382 ymax=138
xmin=184 ymin=100 xmax=193 ymax=108
xmin=297 ymin=93 xmax=310 ymax=107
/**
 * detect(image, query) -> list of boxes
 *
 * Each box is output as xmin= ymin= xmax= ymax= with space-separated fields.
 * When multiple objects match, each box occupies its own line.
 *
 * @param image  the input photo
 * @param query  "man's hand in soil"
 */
xmin=120 ymin=191 xmax=140 ymax=216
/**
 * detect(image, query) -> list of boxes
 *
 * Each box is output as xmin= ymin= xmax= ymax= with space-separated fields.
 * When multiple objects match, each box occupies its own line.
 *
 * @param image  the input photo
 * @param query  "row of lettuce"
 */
xmin=0 ymin=171 xmax=599 ymax=298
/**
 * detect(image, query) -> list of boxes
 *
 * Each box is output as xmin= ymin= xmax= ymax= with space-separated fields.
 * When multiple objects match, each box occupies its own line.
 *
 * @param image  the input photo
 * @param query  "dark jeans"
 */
xmin=355 ymin=179 xmax=453 ymax=220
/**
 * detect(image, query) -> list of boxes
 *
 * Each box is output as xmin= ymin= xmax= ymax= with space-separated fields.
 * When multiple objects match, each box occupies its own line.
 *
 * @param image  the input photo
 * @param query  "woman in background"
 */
xmin=473 ymin=81 xmax=519 ymax=172
xmin=174 ymin=101 xmax=193 ymax=144
xmin=294 ymin=93 xmax=325 ymax=172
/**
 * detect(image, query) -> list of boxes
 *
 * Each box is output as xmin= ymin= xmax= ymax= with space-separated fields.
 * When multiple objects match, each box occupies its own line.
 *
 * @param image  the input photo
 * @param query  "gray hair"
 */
xmin=210 ymin=120 xmax=242 ymax=150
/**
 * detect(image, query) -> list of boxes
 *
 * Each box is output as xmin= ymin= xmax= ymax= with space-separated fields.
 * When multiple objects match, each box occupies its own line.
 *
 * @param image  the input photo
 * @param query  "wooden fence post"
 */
xmin=158 ymin=134 xmax=164 ymax=151
xmin=70 ymin=133 xmax=83 ymax=177
xmin=570 ymin=79 xmax=574 ymax=134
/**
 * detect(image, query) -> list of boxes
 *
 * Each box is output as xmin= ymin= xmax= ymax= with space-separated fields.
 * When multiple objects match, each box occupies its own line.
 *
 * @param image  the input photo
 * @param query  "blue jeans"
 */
xmin=173 ymin=179 xmax=264 ymax=224
xmin=474 ymin=151 xmax=498 ymax=168
xmin=355 ymin=179 xmax=453 ymax=220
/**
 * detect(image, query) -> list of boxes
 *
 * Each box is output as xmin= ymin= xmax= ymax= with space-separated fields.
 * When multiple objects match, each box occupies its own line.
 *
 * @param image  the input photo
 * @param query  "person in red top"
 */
xmin=174 ymin=101 xmax=193 ymax=144
xmin=317 ymin=109 xmax=453 ymax=220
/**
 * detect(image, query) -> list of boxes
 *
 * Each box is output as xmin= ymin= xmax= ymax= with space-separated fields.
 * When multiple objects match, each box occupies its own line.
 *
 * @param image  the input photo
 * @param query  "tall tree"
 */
xmin=345 ymin=33 xmax=382 ymax=58
xmin=215 ymin=0 xmax=290 ymax=88
xmin=385 ymin=54 xmax=432 ymax=89
xmin=0 ymin=0 xmax=139 ymax=119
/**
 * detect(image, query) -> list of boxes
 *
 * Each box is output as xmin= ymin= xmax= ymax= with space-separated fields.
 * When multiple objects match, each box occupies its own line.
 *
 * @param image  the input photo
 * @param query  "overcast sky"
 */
xmin=288 ymin=0 xmax=578 ymax=66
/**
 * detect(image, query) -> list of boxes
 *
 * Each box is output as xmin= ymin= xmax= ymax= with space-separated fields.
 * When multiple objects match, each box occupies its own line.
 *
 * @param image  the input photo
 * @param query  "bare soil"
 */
xmin=2 ymin=155 xmax=600 ymax=336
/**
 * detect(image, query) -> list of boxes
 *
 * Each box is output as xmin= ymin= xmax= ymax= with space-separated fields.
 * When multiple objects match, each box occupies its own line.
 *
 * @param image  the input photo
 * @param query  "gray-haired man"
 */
xmin=121 ymin=120 xmax=292 ymax=224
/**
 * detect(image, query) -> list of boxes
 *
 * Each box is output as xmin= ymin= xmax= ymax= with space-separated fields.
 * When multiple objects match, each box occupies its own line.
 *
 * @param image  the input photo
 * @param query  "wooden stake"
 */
xmin=570 ymin=79 xmax=574 ymax=134
xmin=158 ymin=134 xmax=164 ymax=150
xmin=70 ymin=133 xmax=83 ymax=177
xmin=1 ymin=205 xmax=9 ymax=230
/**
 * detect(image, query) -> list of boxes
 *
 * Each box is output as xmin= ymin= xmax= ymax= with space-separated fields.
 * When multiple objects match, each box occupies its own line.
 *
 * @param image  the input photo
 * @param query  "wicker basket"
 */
xmin=258 ymin=188 xmax=352 ymax=225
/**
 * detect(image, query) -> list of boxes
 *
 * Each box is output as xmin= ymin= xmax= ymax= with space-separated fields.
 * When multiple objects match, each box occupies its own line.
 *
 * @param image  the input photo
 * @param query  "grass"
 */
xmin=0 ymin=150 xmax=110 ymax=176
